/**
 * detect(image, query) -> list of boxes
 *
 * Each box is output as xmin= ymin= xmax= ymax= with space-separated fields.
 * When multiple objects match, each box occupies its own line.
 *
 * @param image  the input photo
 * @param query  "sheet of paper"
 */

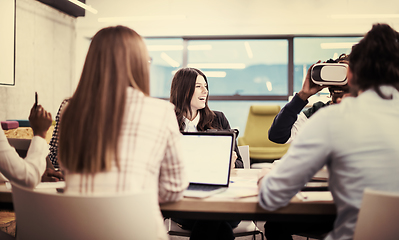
xmin=296 ymin=191 xmax=333 ymax=202
xmin=212 ymin=186 xmax=258 ymax=199
xmin=313 ymin=167 xmax=329 ymax=180
xmin=212 ymin=171 xmax=259 ymax=199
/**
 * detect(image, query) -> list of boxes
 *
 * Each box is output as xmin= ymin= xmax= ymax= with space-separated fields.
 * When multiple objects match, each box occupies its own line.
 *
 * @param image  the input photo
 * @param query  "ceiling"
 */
xmin=74 ymin=0 xmax=399 ymax=38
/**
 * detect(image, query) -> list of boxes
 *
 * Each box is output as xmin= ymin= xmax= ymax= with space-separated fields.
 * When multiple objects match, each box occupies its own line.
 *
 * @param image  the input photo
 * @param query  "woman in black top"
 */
xmin=170 ymin=67 xmax=243 ymax=168
xmin=170 ymin=67 xmax=242 ymax=240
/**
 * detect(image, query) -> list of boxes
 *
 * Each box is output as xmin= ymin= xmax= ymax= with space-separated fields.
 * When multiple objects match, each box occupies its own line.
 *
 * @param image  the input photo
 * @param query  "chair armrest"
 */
xmin=237 ymin=137 xmax=246 ymax=146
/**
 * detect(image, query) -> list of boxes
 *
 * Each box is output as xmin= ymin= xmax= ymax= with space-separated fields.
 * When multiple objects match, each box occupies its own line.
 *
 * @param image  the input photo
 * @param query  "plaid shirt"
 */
xmin=63 ymin=88 xmax=188 ymax=239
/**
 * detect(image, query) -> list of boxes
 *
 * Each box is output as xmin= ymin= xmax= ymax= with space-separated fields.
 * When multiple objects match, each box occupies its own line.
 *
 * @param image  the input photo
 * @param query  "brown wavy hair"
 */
xmin=170 ymin=68 xmax=215 ymax=131
xmin=349 ymin=23 xmax=399 ymax=99
xmin=58 ymin=26 xmax=150 ymax=174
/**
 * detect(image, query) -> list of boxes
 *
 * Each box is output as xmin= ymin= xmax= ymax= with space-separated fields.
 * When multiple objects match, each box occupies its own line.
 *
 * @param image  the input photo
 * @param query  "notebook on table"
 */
xmin=181 ymin=131 xmax=235 ymax=198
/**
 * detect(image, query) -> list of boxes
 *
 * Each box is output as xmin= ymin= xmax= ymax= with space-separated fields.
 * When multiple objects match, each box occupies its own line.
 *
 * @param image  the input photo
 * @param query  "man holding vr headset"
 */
xmin=268 ymin=54 xmax=350 ymax=144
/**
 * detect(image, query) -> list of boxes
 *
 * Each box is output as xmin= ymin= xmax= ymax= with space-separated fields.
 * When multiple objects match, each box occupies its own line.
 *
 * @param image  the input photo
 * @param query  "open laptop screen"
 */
xmin=180 ymin=132 xmax=234 ymax=186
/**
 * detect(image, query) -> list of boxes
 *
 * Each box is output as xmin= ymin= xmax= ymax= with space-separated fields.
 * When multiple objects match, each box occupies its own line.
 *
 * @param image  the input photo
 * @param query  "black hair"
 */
xmin=326 ymin=53 xmax=349 ymax=63
xmin=326 ymin=54 xmax=350 ymax=102
xmin=349 ymin=23 xmax=399 ymax=99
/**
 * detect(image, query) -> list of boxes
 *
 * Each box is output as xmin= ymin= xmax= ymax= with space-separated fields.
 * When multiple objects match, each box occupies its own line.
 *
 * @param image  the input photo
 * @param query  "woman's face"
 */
xmin=190 ymin=74 xmax=208 ymax=114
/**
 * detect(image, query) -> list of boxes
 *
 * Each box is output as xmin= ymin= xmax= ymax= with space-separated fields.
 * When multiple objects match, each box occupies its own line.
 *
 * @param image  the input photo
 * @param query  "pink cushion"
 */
xmin=1 ymin=121 xmax=19 ymax=130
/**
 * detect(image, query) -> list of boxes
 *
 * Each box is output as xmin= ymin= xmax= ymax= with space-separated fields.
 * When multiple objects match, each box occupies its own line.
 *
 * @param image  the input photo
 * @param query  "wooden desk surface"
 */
xmin=4 ymin=126 xmax=54 ymax=144
xmin=161 ymin=169 xmax=336 ymax=222
xmin=0 ymin=169 xmax=336 ymax=222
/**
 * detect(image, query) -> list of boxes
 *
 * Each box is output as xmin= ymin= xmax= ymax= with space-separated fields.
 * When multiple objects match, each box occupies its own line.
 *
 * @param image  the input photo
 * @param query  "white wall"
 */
xmin=0 ymin=0 xmax=76 ymax=121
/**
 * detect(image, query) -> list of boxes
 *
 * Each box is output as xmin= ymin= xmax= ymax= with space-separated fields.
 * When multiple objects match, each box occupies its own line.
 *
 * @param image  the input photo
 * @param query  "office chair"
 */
xmin=295 ymin=232 xmax=328 ymax=240
xmin=166 ymin=218 xmax=264 ymax=240
xmin=238 ymin=145 xmax=250 ymax=169
xmin=353 ymin=188 xmax=399 ymax=240
xmin=11 ymin=182 xmax=157 ymax=240
xmin=238 ymin=105 xmax=290 ymax=163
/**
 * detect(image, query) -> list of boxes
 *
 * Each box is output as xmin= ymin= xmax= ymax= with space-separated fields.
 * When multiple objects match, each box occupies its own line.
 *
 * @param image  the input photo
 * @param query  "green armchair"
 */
xmin=238 ymin=105 xmax=290 ymax=161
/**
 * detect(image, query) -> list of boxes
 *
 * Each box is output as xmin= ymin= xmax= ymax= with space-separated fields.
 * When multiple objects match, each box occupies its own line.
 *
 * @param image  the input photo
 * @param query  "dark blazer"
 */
xmin=211 ymin=111 xmax=244 ymax=169
xmin=268 ymin=93 xmax=330 ymax=144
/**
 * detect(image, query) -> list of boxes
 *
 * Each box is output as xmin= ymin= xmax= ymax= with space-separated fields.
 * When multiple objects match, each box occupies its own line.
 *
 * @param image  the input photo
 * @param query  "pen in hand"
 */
xmin=34 ymin=92 xmax=38 ymax=109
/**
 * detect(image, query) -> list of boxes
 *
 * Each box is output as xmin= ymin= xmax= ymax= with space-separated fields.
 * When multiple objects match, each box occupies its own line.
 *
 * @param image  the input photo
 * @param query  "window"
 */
xmin=144 ymin=36 xmax=363 ymax=133
xmin=145 ymin=38 xmax=183 ymax=98
xmin=293 ymin=37 xmax=362 ymax=94
xmin=187 ymin=39 xmax=289 ymax=99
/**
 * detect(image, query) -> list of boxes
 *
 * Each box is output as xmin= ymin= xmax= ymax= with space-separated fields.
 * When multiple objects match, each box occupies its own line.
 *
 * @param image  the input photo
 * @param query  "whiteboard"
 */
xmin=0 ymin=0 xmax=15 ymax=86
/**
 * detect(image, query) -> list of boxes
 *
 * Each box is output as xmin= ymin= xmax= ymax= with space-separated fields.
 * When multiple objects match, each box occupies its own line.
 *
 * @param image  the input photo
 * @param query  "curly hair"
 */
xmin=349 ymin=23 xmax=399 ymax=99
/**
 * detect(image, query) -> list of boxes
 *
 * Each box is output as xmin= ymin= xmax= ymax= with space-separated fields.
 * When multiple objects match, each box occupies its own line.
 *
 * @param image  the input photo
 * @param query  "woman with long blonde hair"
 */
xmin=58 ymin=26 xmax=187 ymax=240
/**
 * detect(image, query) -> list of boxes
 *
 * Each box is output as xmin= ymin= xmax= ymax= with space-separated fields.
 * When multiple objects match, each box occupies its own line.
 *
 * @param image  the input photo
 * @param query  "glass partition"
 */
xmin=144 ymin=36 xmax=363 ymax=136
xmin=145 ymin=38 xmax=183 ymax=98
xmin=187 ymin=39 xmax=289 ymax=97
xmin=293 ymin=37 xmax=362 ymax=94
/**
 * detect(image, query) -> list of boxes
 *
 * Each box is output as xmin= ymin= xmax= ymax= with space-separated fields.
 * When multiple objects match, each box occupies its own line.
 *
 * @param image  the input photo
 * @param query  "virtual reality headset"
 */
xmin=311 ymin=63 xmax=348 ymax=86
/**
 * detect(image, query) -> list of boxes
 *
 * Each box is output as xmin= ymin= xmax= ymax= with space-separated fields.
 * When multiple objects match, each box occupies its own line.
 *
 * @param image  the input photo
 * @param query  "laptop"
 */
xmin=180 ymin=131 xmax=235 ymax=198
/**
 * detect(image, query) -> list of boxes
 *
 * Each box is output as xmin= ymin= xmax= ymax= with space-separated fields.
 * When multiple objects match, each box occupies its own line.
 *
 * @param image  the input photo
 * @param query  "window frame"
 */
xmin=145 ymin=34 xmax=362 ymax=101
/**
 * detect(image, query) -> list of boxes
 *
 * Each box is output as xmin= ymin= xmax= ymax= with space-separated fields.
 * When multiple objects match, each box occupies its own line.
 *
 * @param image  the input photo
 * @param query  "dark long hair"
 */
xmin=59 ymin=26 xmax=150 ymax=174
xmin=170 ymin=68 xmax=215 ymax=131
xmin=349 ymin=23 xmax=399 ymax=99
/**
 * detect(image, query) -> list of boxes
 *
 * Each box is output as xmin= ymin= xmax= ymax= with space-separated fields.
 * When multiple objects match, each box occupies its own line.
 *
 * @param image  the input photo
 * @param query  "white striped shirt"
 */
xmin=0 ymin=131 xmax=47 ymax=187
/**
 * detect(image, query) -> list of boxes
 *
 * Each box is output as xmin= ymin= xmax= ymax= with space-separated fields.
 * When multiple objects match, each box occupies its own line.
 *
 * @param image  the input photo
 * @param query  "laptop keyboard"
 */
xmin=187 ymin=185 xmax=221 ymax=192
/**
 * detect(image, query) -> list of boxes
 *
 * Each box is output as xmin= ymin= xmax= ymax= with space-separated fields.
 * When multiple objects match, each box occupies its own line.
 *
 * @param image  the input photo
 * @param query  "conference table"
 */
xmin=0 ymin=169 xmax=336 ymax=223
xmin=160 ymin=169 xmax=336 ymax=223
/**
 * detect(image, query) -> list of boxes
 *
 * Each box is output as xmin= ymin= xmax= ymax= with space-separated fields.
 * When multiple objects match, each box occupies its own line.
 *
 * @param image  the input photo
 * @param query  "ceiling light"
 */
xmin=67 ymin=0 xmax=98 ymax=14
xmin=161 ymin=53 xmax=180 ymax=68
xmin=320 ymin=42 xmax=357 ymax=49
xmin=171 ymin=71 xmax=226 ymax=78
xmin=332 ymin=53 xmax=339 ymax=59
xmin=187 ymin=45 xmax=212 ymax=51
xmin=244 ymin=42 xmax=253 ymax=59
xmin=202 ymin=71 xmax=227 ymax=78
xmin=147 ymin=45 xmax=212 ymax=51
xmin=187 ymin=63 xmax=246 ymax=69
xmin=147 ymin=45 xmax=183 ymax=51
xmin=266 ymin=81 xmax=272 ymax=91
xmin=98 ymin=15 xmax=186 ymax=23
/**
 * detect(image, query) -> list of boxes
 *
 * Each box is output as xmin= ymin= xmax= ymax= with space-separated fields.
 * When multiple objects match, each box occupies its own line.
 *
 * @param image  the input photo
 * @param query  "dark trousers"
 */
xmin=172 ymin=218 xmax=240 ymax=240
xmin=264 ymin=220 xmax=334 ymax=240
